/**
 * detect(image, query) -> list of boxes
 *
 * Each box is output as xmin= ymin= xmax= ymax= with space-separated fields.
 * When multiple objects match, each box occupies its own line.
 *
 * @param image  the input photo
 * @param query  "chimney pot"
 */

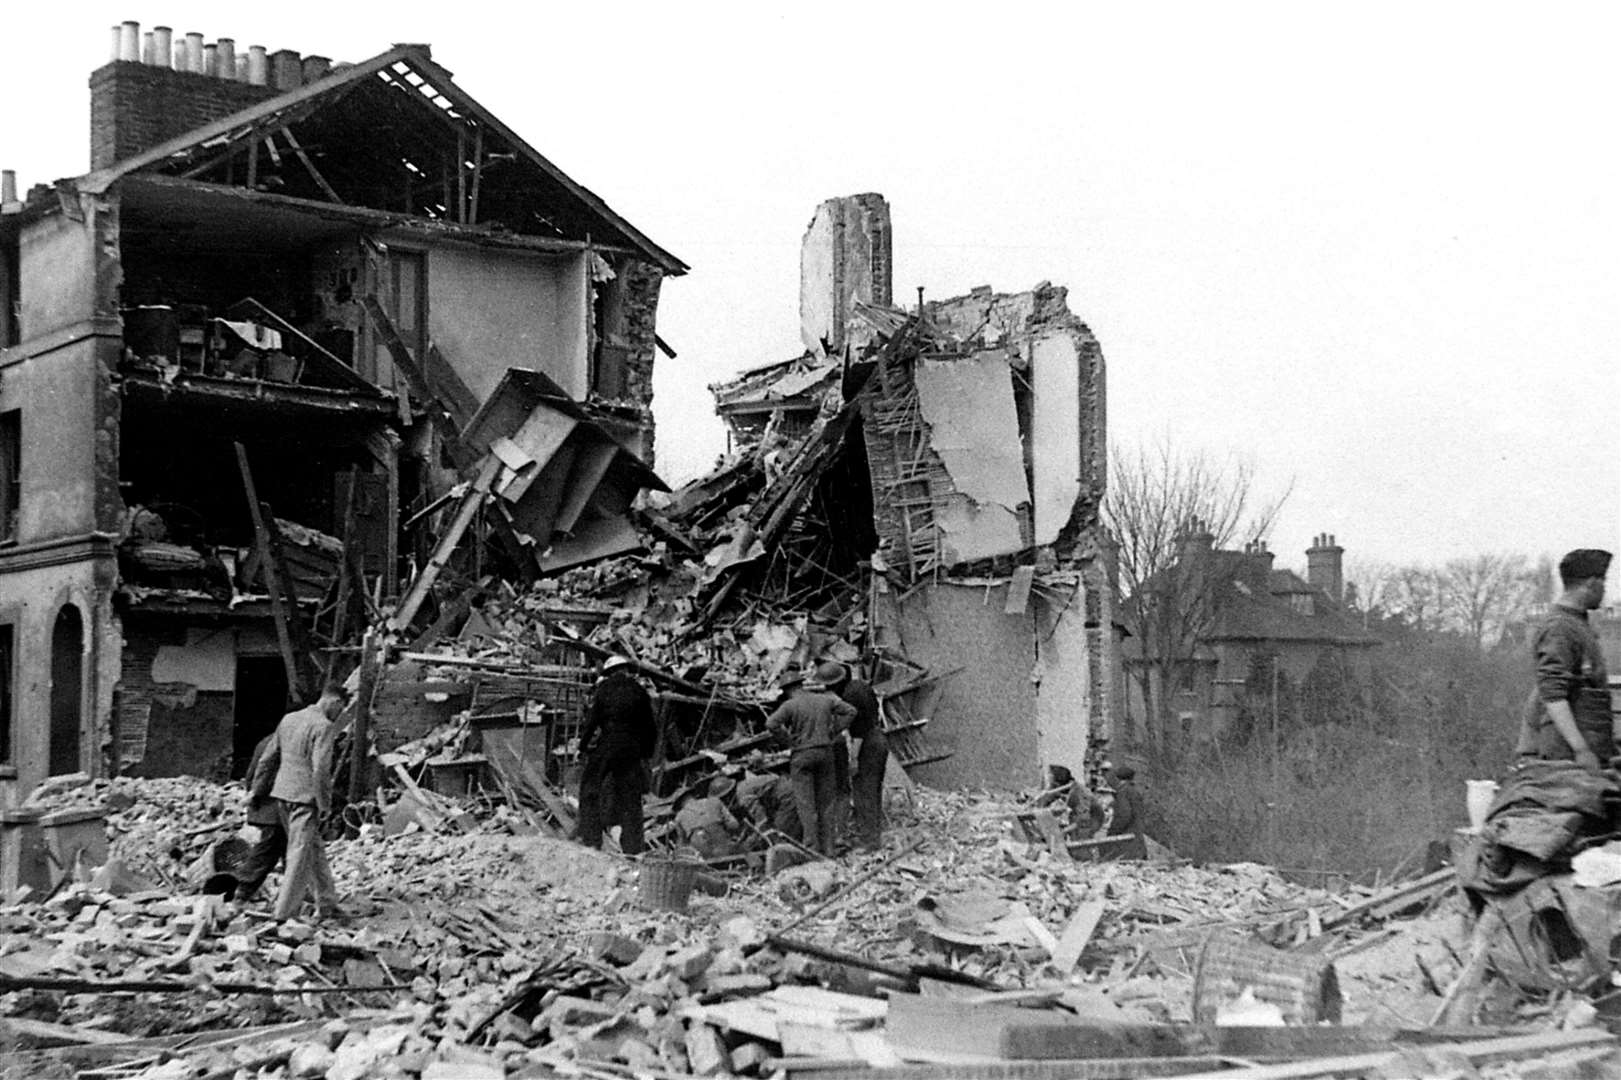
xmin=217 ymin=39 xmax=237 ymax=80
xmin=247 ymin=46 xmax=268 ymax=86
xmin=1 ymin=171 xmax=18 ymax=210
xmin=184 ymin=32 xmax=205 ymax=74
xmin=151 ymin=27 xmax=173 ymax=69
xmin=302 ymin=55 xmax=332 ymax=81
xmin=203 ymin=43 xmax=218 ymax=77
xmin=271 ymin=49 xmax=304 ymax=90
xmin=107 ymin=26 xmax=122 ymax=63
xmin=119 ymin=21 xmax=141 ymax=63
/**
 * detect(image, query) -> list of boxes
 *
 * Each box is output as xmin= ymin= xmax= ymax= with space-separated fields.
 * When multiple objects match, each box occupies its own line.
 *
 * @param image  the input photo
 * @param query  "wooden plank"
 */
xmin=1051 ymin=901 xmax=1106 ymax=974
xmin=1319 ymin=868 xmax=1453 ymax=930
xmin=388 ymin=455 xmax=500 ymax=632
xmin=1003 ymin=566 xmax=1035 ymax=614
xmin=1169 ymin=1029 xmax=1615 ymax=1080
xmin=235 ymin=442 xmax=310 ymax=703
xmin=796 ymin=1058 xmax=1234 ymax=1080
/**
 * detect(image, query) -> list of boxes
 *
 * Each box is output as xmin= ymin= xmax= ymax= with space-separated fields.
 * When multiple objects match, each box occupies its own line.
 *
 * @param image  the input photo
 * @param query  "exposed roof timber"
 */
xmin=80 ymin=46 xmax=422 ymax=195
xmin=120 ymin=369 xmax=397 ymax=417
xmin=119 ymin=174 xmax=643 ymax=259
xmin=77 ymin=45 xmax=686 ymax=275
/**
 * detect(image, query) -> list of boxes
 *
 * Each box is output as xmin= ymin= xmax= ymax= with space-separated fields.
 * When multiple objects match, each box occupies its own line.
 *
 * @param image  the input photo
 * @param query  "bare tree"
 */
xmin=1343 ymin=557 xmax=1394 ymax=625
xmin=1106 ymin=439 xmax=1290 ymax=759
xmin=1438 ymin=553 xmax=1539 ymax=650
xmin=1384 ymin=565 xmax=1445 ymax=633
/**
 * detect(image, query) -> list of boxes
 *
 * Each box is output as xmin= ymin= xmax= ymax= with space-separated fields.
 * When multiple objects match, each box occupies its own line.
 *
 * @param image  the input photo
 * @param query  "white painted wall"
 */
xmin=1030 ymin=333 xmax=1083 ymax=546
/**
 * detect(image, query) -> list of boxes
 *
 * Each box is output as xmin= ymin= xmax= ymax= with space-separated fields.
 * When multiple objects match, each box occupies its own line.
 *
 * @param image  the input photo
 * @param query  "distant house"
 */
xmin=1121 ymin=526 xmax=1380 ymax=744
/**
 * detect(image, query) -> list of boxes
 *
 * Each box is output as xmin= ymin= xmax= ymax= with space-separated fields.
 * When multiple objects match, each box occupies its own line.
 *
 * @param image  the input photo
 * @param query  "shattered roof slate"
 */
xmin=711 ymin=353 xmax=838 ymax=410
xmin=74 ymin=45 xmax=686 ymax=275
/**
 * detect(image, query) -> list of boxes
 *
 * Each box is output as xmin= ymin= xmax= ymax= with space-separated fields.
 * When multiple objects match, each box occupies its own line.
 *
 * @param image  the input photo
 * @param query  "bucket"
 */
xmin=1465 ymin=780 xmax=1499 ymax=831
xmin=638 ymin=854 xmax=701 ymax=913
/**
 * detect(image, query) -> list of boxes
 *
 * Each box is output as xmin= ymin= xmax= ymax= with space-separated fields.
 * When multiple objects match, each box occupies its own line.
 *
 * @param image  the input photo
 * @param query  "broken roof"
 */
xmin=75 ymin=44 xmax=686 ymax=275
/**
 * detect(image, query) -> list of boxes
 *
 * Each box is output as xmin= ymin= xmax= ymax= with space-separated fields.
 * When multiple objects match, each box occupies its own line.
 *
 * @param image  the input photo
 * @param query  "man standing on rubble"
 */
xmin=829 ymin=659 xmax=888 ymax=851
xmin=766 ymin=662 xmax=857 ymax=855
xmin=1516 ymin=549 xmax=1613 ymax=772
xmin=269 ymin=682 xmax=350 ymax=923
xmin=577 ymin=655 xmax=658 ymax=855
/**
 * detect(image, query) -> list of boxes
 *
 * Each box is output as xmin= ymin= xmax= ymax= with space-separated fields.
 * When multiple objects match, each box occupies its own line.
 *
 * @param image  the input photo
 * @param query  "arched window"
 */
xmin=49 ymin=605 xmax=83 ymax=776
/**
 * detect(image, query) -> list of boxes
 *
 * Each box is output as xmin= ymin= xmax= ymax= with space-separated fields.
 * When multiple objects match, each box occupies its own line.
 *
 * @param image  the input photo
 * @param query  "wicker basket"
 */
xmin=638 ymin=854 xmax=701 ymax=913
xmin=1191 ymin=934 xmax=1342 ymax=1024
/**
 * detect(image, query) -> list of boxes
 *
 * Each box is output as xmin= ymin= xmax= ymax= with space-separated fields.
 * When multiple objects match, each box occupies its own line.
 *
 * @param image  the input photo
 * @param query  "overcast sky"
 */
xmin=3 ymin=3 xmax=1616 ymax=570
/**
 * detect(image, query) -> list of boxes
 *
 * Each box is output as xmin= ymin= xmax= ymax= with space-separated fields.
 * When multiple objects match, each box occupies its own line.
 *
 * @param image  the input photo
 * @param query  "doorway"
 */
xmin=232 ymin=657 xmax=289 ymax=778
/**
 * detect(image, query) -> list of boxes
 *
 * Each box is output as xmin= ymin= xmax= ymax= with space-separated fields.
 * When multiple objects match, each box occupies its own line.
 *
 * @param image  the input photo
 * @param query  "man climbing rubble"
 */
xmin=766 ymin=662 xmax=856 ymax=855
xmin=231 ymin=731 xmax=286 ymax=907
xmin=1515 ymin=548 xmax=1613 ymax=772
xmin=268 ymin=682 xmax=350 ymax=923
xmin=576 ymin=655 xmax=657 ymax=855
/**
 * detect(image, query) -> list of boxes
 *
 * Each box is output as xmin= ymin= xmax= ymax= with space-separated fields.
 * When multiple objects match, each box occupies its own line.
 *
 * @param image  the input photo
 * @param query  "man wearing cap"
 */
xmin=1516 ymin=549 xmax=1613 ymax=772
xmin=766 ymin=662 xmax=857 ymax=855
xmin=674 ymin=776 xmax=742 ymax=860
xmin=577 ymin=656 xmax=658 ymax=854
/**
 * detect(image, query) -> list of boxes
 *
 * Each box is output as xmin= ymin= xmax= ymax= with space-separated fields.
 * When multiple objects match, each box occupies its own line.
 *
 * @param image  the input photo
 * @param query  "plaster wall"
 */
xmin=878 ymin=581 xmax=1040 ymax=790
xmin=18 ymin=216 xmax=98 ymax=342
xmin=0 ymin=561 xmax=116 ymax=793
xmin=428 ymin=245 xmax=587 ymax=402
xmin=0 ymin=336 xmax=107 ymax=546
xmin=799 ymin=194 xmax=891 ymax=355
xmin=1033 ymin=585 xmax=1092 ymax=774
xmin=1030 ymin=334 xmax=1083 ymax=546
xmin=120 ymin=621 xmax=235 ymax=780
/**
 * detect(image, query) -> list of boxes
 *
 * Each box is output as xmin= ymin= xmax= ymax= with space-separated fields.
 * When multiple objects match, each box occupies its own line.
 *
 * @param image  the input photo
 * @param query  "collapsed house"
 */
xmin=706 ymin=194 xmax=1115 ymax=789
xmin=0 ymin=22 xmax=684 ymax=798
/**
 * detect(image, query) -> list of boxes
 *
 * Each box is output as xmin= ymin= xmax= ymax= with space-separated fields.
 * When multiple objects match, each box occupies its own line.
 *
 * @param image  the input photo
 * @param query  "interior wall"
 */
xmin=428 ymin=245 xmax=584 ymax=402
xmin=119 ymin=619 xmax=235 ymax=780
xmin=878 ymin=581 xmax=1039 ymax=790
xmin=1033 ymin=582 xmax=1091 ymax=775
xmin=1030 ymin=334 xmax=1083 ymax=547
xmin=18 ymin=215 xmax=97 ymax=341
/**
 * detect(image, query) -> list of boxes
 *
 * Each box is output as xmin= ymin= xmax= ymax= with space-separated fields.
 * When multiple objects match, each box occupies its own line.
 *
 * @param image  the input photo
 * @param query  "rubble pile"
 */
xmin=8 ymin=772 xmax=1600 ymax=1079
xmin=22 ymin=775 xmax=248 ymax=885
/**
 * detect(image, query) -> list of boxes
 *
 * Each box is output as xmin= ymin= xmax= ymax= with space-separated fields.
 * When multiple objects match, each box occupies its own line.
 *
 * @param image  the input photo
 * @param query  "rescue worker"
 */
xmin=269 ymin=682 xmax=349 ymax=923
xmin=1516 ymin=549 xmax=1613 ymax=772
xmin=828 ymin=659 xmax=888 ymax=851
xmin=737 ymin=758 xmax=801 ymax=840
xmin=765 ymin=662 xmax=856 ymax=855
xmin=674 ymin=776 xmax=742 ymax=859
xmin=232 ymin=731 xmax=286 ymax=906
xmin=1106 ymin=763 xmax=1148 ymax=859
xmin=1034 ymin=764 xmax=1106 ymax=840
xmin=576 ymin=655 xmax=657 ymax=854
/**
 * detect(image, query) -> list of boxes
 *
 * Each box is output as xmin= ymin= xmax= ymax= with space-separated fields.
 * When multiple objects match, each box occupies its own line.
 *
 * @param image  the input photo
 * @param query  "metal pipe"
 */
xmin=151 ymin=27 xmax=173 ymax=69
xmin=216 ymin=39 xmax=236 ymax=81
xmin=184 ymin=32 xmax=204 ymax=74
xmin=118 ymin=21 xmax=140 ymax=63
xmin=246 ymin=46 xmax=268 ymax=86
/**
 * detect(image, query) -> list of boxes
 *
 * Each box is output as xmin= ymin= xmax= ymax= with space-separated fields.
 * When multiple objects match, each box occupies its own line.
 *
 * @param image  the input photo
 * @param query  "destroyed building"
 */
xmin=707 ymin=194 xmax=1115 ymax=789
xmin=0 ymin=22 xmax=684 ymax=798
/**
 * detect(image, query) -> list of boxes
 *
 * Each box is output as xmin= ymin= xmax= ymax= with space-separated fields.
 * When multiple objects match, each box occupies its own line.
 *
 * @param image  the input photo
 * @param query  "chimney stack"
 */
xmin=90 ymin=22 xmax=285 ymax=171
xmin=799 ymin=193 xmax=893 ymax=356
xmin=1306 ymin=533 xmax=1345 ymax=604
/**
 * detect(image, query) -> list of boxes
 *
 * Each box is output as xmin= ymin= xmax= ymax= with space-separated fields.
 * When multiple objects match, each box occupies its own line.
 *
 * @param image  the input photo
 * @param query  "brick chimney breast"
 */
xmin=90 ymin=59 xmax=282 ymax=171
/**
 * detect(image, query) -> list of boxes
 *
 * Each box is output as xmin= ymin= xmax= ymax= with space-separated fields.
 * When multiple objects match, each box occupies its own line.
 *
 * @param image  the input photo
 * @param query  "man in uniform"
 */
xmin=577 ymin=655 xmax=658 ymax=854
xmin=766 ymin=662 xmax=856 ymax=855
xmin=1517 ymin=549 xmax=1613 ymax=772
xmin=269 ymin=682 xmax=350 ymax=923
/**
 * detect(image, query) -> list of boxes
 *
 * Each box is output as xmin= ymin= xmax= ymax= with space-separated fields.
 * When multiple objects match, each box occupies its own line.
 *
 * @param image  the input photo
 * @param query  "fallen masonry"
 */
xmin=0 ymin=776 xmax=1616 ymax=1078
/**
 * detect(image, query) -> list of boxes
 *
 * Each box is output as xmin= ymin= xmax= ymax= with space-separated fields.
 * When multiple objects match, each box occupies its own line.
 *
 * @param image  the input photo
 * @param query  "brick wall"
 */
xmin=90 ymin=62 xmax=281 ymax=171
xmin=615 ymin=258 xmax=663 ymax=463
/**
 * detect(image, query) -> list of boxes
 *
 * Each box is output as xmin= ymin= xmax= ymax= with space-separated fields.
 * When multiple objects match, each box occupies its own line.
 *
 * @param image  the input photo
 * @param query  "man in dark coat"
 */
xmin=766 ymin=662 xmax=856 ymax=855
xmin=232 ymin=731 xmax=287 ymax=905
xmin=1515 ymin=548 xmax=1613 ymax=772
xmin=830 ymin=659 xmax=888 ymax=851
xmin=1106 ymin=764 xmax=1148 ymax=859
xmin=577 ymin=655 xmax=658 ymax=854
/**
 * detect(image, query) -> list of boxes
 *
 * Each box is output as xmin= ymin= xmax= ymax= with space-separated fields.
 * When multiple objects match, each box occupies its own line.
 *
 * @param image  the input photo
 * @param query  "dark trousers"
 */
xmin=853 ymin=736 xmax=888 ymax=849
xmin=790 ymin=746 xmax=836 ymax=854
xmin=829 ymin=740 xmax=852 ymax=849
xmin=577 ymin=754 xmax=647 ymax=855
xmin=233 ymin=820 xmax=287 ymax=902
